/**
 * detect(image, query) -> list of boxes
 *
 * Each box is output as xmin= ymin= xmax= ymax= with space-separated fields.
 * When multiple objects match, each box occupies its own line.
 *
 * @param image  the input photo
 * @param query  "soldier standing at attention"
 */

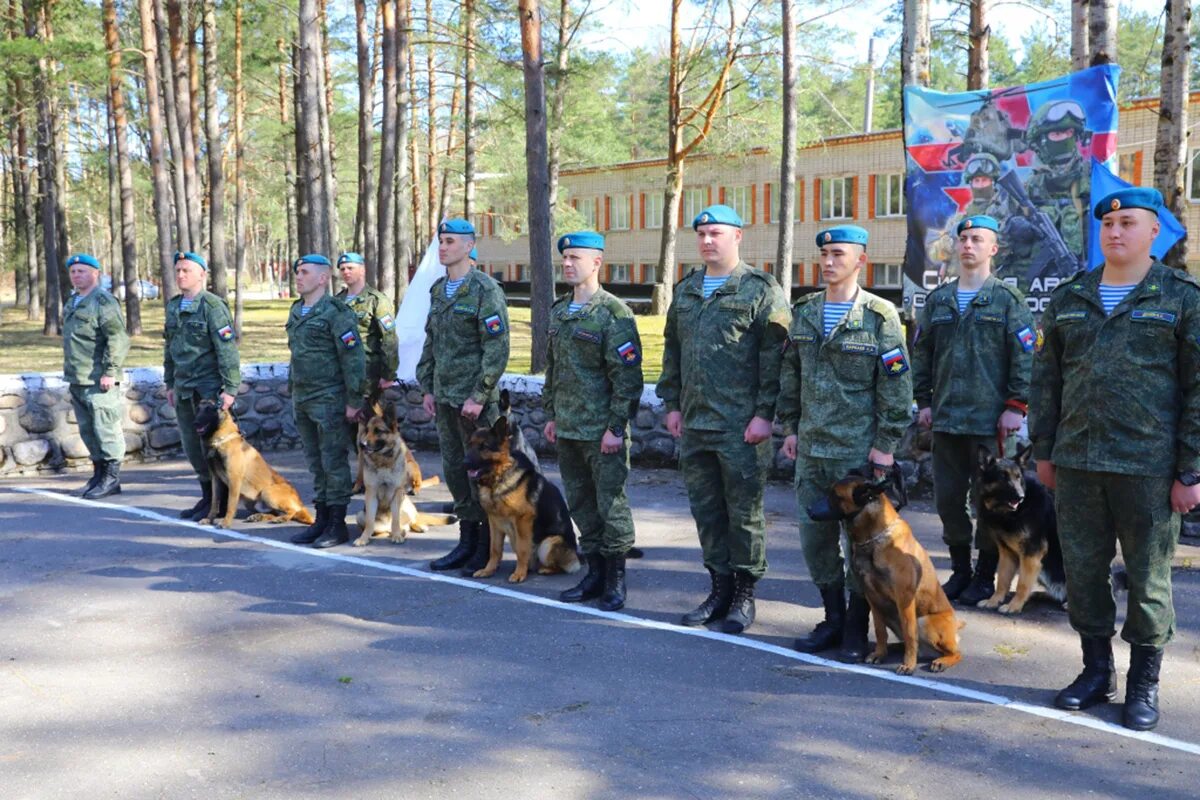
xmin=164 ymin=251 xmax=241 ymax=521
xmin=779 ymin=226 xmax=912 ymax=662
xmin=543 ymin=231 xmax=644 ymax=611
xmin=286 ymin=254 xmax=367 ymax=549
xmin=335 ymin=251 xmax=399 ymax=395
xmin=1031 ymin=188 xmax=1200 ymax=731
xmin=419 ymin=219 xmax=511 ymax=575
xmin=912 ymin=216 xmax=1035 ymax=606
xmin=657 ymin=204 xmax=791 ymax=635
xmin=62 ymin=253 xmax=131 ymax=499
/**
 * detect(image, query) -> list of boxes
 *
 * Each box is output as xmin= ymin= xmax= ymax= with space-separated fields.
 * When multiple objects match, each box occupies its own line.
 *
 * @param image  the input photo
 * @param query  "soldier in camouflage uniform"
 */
xmin=286 ymin=254 xmax=367 ymax=550
xmin=1031 ymin=188 xmax=1200 ymax=732
xmin=335 ymin=251 xmax=399 ymax=393
xmin=62 ymin=253 xmax=130 ymax=499
xmin=912 ymin=216 xmax=1035 ymax=607
xmin=418 ymin=218 xmax=511 ymax=575
xmin=163 ymin=251 xmax=241 ymax=521
xmin=779 ymin=225 xmax=913 ymax=662
xmin=930 ymin=154 xmax=1010 ymax=280
xmin=658 ymin=204 xmax=792 ymax=635
xmin=543 ymin=231 xmax=644 ymax=611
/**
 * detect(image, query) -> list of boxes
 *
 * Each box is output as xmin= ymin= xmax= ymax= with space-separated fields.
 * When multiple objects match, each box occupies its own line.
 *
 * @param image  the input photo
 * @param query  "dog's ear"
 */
xmin=851 ymin=478 xmax=888 ymax=507
xmin=1014 ymin=443 xmax=1033 ymax=469
xmin=382 ymin=401 xmax=397 ymax=428
xmin=372 ymin=398 xmax=385 ymax=419
xmin=976 ymin=444 xmax=995 ymax=471
xmin=491 ymin=415 xmax=509 ymax=440
xmin=500 ymin=389 xmax=511 ymax=413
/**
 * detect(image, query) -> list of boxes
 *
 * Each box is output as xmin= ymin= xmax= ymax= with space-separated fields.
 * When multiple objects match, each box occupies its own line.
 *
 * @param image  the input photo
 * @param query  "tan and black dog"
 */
xmin=463 ymin=416 xmax=581 ymax=583
xmin=808 ymin=471 xmax=963 ymax=674
xmin=193 ymin=402 xmax=314 ymax=529
xmin=354 ymin=401 xmax=455 ymax=546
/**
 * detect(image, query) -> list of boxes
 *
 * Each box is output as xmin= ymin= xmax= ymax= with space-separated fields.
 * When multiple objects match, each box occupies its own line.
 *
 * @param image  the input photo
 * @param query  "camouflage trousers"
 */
xmin=434 ymin=401 xmax=497 ymax=523
xmin=932 ymin=432 xmax=1011 ymax=552
xmin=556 ymin=436 xmax=635 ymax=557
xmin=69 ymin=384 xmax=126 ymax=463
xmin=794 ymin=456 xmax=865 ymax=593
xmin=175 ymin=387 xmax=220 ymax=482
xmin=1055 ymin=467 xmax=1180 ymax=648
xmin=679 ymin=429 xmax=770 ymax=579
xmin=294 ymin=393 xmax=354 ymax=507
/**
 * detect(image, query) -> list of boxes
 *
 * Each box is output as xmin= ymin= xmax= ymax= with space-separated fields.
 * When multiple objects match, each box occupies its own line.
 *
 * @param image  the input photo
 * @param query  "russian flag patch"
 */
xmin=616 ymin=340 xmax=640 ymax=365
xmin=217 ymin=324 xmax=234 ymax=341
xmin=880 ymin=347 xmax=909 ymax=376
xmin=484 ymin=314 xmax=505 ymax=336
xmin=1016 ymin=326 xmax=1035 ymax=352
xmin=340 ymin=330 xmax=359 ymax=349
xmin=380 ymin=314 xmax=395 ymax=331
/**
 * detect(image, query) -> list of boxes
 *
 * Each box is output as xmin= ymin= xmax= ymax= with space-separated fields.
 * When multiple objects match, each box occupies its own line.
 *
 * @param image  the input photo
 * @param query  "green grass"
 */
xmin=0 ymin=300 xmax=667 ymax=382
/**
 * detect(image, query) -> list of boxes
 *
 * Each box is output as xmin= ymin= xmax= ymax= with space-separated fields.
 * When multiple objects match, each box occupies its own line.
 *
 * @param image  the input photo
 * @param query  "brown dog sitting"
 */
xmin=807 ymin=471 xmax=963 ymax=674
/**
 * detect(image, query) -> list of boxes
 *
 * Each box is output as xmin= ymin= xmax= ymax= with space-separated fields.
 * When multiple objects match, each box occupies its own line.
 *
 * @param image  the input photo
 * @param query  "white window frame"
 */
xmin=642 ymin=263 xmax=658 ymax=284
xmin=645 ymin=193 xmax=664 ymax=230
xmin=724 ymin=185 xmax=751 ymax=224
xmin=609 ymin=263 xmax=631 ymax=284
xmin=821 ymin=176 xmax=853 ymax=220
xmin=875 ymin=173 xmax=905 ymax=217
xmin=1188 ymin=148 xmax=1200 ymax=202
xmin=766 ymin=182 xmax=802 ymax=224
xmin=874 ymin=263 xmax=902 ymax=288
xmin=554 ymin=262 xmax=564 ymax=281
xmin=682 ymin=187 xmax=708 ymax=226
xmin=580 ymin=198 xmax=597 ymax=229
xmin=610 ymin=194 xmax=631 ymax=231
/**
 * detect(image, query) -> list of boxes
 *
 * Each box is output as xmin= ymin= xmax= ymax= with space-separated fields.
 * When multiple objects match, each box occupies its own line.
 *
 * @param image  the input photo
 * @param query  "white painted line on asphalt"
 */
xmin=13 ymin=485 xmax=1200 ymax=757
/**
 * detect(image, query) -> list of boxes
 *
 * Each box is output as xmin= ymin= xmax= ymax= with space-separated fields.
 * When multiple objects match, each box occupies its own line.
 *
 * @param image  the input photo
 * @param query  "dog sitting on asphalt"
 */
xmin=808 ymin=469 xmax=963 ymax=674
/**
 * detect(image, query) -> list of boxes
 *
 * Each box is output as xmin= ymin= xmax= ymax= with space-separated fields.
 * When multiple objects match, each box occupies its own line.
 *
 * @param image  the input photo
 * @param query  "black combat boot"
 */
xmin=430 ymin=520 xmax=478 ymax=571
xmin=291 ymin=502 xmax=329 ymax=544
xmin=312 ymin=504 xmax=350 ymax=548
xmin=838 ymin=592 xmax=871 ymax=663
xmin=75 ymin=461 xmax=103 ymax=497
xmin=722 ymin=572 xmax=757 ymax=634
xmin=942 ymin=545 xmax=973 ymax=601
xmin=794 ymin=582 xmax=846 ymax=653
xmin=460 ymin=520 xmax=493 ymax=576
xmin=1054 ymin=635 xmax=1118 ymax=711
xmin=598 ymin=554 xmax=627 ymax=612
xmin=1123 ymin=645 xmax=1163 ymax=731
xmin=84 ymin=461 xmax=122 ymax=499
xmin=181 ymin=479 xmax=213 ymax=520
xmin=680 ymin=569 xmax=734 ymax=627
xmin=957 ymin=549 xmax=999 ymax=606
xmin=561 ymin=552 xmax=605 ymax=603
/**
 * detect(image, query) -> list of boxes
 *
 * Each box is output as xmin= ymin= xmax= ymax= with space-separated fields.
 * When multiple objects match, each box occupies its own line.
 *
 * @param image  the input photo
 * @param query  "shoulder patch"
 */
xmin=380 ymin=314 xmax=395 ymax=331
xmin=616 ymin=340 xmax=641 ymax=366
xmin=217 ymin=324 xmax=235 ymax=342
xmin=483 ymin=313 xmax=505 ymax=336
xmin=1015 ymin=325 xmax=1035 ymax=352
xmin=340 ymin=329 xmax=359 ymax=349
xmin=880 ymin=346 xmax=909 ymax=376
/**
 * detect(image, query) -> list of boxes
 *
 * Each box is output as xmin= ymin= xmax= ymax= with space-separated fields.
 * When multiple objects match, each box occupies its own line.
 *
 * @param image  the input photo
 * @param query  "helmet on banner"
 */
xmin=1026 ymin=100 xmax=1089 ymax=167
xmin=963 ymin=153 xmax=1001 ymax=203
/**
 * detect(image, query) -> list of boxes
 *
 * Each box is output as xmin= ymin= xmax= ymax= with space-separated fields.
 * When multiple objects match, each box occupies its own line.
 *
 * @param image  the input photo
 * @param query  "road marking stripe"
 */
xmin=13 ymin=486 xmax=1200 ymax=757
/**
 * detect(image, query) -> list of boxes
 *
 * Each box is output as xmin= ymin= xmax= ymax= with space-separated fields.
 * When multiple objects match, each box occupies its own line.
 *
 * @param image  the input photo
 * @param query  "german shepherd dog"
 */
xmin=808 ymin=470 xmax=964 ymax=674
xmin=464 ymin=416 xmax=581 ymax=583
xmin=975 ymin=445 xmax=1067 ymax=614
xmin=192 ymin=402 xmax=315 ymax=529
xmin=354 ymin=401 xmax=455 ymax=546
xmin=499 ymin=388 xmax=540 ymax=472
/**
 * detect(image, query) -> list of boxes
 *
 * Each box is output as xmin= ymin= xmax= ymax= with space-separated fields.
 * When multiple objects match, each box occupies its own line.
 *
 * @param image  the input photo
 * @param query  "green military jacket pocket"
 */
xmin=415 ymin=269 xmax=510 ymax=407
xmin=62 ymin=290 xmax=130 ymax=386
xmin=286 ymin=293 xmax=367 ymax=405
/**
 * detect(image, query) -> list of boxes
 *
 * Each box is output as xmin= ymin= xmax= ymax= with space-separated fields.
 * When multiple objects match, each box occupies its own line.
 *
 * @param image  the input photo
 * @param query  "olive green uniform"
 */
xmin=286 ymin=293 xmax=367 ymax=508
xmin=544 ymin=289 xmax=644 ymax=557
xmin=912 ymin=276 xmax=1034 ymax=551
xmin=778 ymin=289 xmax=913 ymax=591
xmin=336 ymin=284 xmax=399 ymax=388
xmin=63 ymin=290 xmax=131 ymax=463
xmin=416 ymin=269 xmax=510 ymax=522
xmin=656 ymin=263 xmax=792 ymax=579
xmin=163 ymin=291 xmax=241 ymax=481
xmin=1030 ymin=262 xmax=1200 ymax=647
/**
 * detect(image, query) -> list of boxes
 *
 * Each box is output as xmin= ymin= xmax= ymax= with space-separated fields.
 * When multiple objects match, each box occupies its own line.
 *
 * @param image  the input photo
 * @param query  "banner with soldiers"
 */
xmin=901 ymin=65 xmax=1122 ymax=314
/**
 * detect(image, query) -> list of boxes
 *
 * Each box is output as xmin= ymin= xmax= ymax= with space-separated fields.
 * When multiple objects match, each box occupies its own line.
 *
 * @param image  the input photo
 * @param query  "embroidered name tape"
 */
xmin=573 ymin=328 xmax=602 ymax=344
xmin=841 ymin=342 xmax=878 ymax=355
xmin=1131 ymin=309 xmax=1176 ymax=325
xmin=1057 ymin=310 xmax=1088 ymax=322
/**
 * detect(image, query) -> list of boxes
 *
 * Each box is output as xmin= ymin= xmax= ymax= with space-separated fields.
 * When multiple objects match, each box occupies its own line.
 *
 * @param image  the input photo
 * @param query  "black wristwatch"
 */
xmin=1178 ymin=471 xmax=1200 ymax=487
xmin=608 ymin=425 xmax=625 ymax=438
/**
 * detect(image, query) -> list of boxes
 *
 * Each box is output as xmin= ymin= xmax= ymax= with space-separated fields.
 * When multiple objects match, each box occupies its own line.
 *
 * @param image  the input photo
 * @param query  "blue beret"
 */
xmin=692 ymin=204 xmax=743 ymax=230
xmin=337 ymin=252 xmax=365 ymax=266
xmin=956 ymin=215 xmax=1000 ymax=236
xmin=438 ymin=218 xmax=476 ymax=236
xmin=293 ymin=253 xmax=331 ymax=272
xmin=816 ymin=225 xmax=869 ymax=248
xmin=1093 ymin=187 xmax=1163 ymax=219
xmin=67 ymin=253 xmax=101 ymax=270
xmin=557 ymin=231 xmax=605 ymax=253
xmin=173 ymin=250 xmax=207 ymax=270
xmin=469 ymin=247 xmax=478 ymax=260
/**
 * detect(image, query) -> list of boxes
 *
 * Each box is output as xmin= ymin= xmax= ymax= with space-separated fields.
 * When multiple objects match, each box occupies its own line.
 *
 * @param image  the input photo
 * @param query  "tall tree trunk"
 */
xmin=14 ymin=79 xmax=39 ymax=318
xmin=462 ymin=0 xmax=476 ymax=219
xmin=106 ymin=86 xmax=120 ymax=285
xmin=408 ymin=21 xmax=423 ymax=248
xmin=1088 ymin=0 xmax=1116 ymax=66
xmin=355 ymin=0 xmax=378 ymax=279
xmin=187 ymin=8 xmax=202 ymax=191
xmin=202 ymin=0 xmax=227 ymax=297
xmin=139 ymin=0 xmax=178 ymax=303
xmin=967 ymin=0 xmax=989 ymax=90
xmin=298 ymin=0 xmax=331 ymax=256
xmin=168 ymin=0 xmax=202 ymax=249
xmin=104 ymin=0 xmax=141 ymax=333
xmin=775 ymin=0 xmax=795 ymax=297
xmin=1153 ymin=0 xmax=1190 ymax=270
xmin=546 ymin=0 xmax=568 ymax=224
xmin=292 ymin=43 xmax=309 ymax=255
xmin=518 ymin=0 xmax=552 ymax=373
xmin=901 ymin=0 xmax=931 ymax=88
xmin=437 ymin=56 xmax=461 ymax=223
xmin=278 ymin=39 xmax=298 ymax=275
xmin=424 ymin=0 xmax=437 ymax=233
xmin=378 ymin=0 xmax=398 ymax=297
xmin=154 ymin=0 xmax=189 ymax=251
xmin=233 ymin=0 xmax=246 ymax=329
xmin=317 ymin=0 xmax=339 ymax=249
xmin=1071 ymin=0 xmax=1090 ymax=71
xmin=394 ymin=0 xmax=411 ymax=301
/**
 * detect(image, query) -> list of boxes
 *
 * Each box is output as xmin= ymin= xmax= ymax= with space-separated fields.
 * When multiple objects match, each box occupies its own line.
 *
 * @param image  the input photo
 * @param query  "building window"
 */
xmin=554 ymin=263 xmax=564 ymax=281
xmin=874 ymin=263 xmax=902 ymax=288
xmin=682 ymin=187 xmax=708 ymax=226
xmin=792 ymin=263 xmax=803 ymax=286
xmin=645 ymin=192 xmax=664 ymax=229
xmin=642 ymin=264 xmax=658 ymax=284
xmin=513 ymin=264 xmax=527 ymax=282
xmin=875 ymin=174 xmax=904 ymax=217
xmin=680 ymin=262 xmax=703 ymax=281
xmin=820 ymin=176 xmax=853 ymax=220
xmin=766 ymin=182 xmax=802 ymax=224
xmin=610 ymin=194 xmax=631 ymax=231
xmin=724 ymin=186 xmax=751 ymax=223
xmin=609 ymin=263 xmax=631 ymax=283
xmin=1118 ymin=152 xmax=1141 ymax=185
xmin=580 ymin=198 xmax=597 ymax=229
xmin=1187 ymin=148 xmax=1200 ymax=202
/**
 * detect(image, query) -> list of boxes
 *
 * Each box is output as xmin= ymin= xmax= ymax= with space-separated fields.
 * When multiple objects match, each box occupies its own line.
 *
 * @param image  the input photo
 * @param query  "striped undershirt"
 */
xmin=701 ymin=274 xmax=731 ymax=299
xmin=444 ymin=277 xmax=466 ymax=298
xmin=300 ymin=306 xmax=312 ymax=317
xmin=956 ymin=289 xmax=979 ymax=314
xmin=823 ymin=301 xmax=854 ymax=336
xmin=179 ymin=297 xmax=195 ymax=312
xmin=568 ymin=302 xmax=585 ymax=314
xmin=1098 ymin=283 xmax=1137 ymax=315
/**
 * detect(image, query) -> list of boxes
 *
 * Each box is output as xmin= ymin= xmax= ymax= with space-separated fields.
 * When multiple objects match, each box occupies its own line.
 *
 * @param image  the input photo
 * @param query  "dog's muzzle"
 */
xmin=806 ymin=496 xmax=847 ymax=522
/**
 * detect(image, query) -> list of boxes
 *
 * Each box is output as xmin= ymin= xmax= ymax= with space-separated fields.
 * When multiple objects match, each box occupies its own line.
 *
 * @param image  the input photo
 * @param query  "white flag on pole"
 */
xmin=394 ymin=235 xmax=443 ymax=384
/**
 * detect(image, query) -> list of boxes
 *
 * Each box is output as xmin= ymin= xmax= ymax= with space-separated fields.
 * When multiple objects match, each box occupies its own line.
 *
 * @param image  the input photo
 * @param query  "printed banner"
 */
xmin=902 ymin=65 xmax=1121 ymax=313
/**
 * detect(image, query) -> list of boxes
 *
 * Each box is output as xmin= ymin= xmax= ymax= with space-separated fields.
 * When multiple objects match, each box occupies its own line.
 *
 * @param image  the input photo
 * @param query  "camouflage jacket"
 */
xmin=416 ymin=269 xmax=510 ymax=407
xmin=543 ymin=288 xmax=644 ymax=441
xmin=656 ymin=262 xmax=791 ymax=433
xmin=163 ymin=291 xmax=241 ymax=395
xmin=912 ymin=275 xmax=1034 ymax=436
xmin=778 ymin=288 xmax=913 ymax=459
xmin=336 ymin=284 xmax=399 ymax=386
xmin=286 ymin=292 xmax=367 ymax=406
xmin=62 ymin=289 xmax=130 ymax=386
xmin=1030 ymin=261 xmax=1200 ymax=477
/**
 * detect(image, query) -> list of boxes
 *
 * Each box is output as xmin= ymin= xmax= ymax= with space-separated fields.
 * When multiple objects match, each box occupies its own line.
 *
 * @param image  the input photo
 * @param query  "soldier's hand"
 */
xmin=917 ymin=407 xmax=932 ymax=429
xmin=744 ymin=416 xmax=772 ymax=445
xmin=219 ymin=392 xmax=236 ymax=411
xmin=867 ymin=448 xmax=894 ymax=478
xmin=166 ymin=389 xmax=176 ymax=408
xmin=461 ymin=398 xmax=483 ymax=420
xmin=1036 ymin=460 xmax=1056 ymax=490
xmin=344 ymin=405 xmax=361 ymax=422
xmin=99 ymin=376 xmax=116 ymax=391
xmin=665 ymin=411 xmax=683 ymax=439
xmin=543 ymin=420 xmax=557 ymax=444
xmin=422 ymin=393 xmax=436 ymax=416
xmin=781 ymin=435 xmax=797 ymax=461
xmin=1170 ymin=481 xmax=1200 ymax=515
xmin=378 ymin=378 xmax=397 ymax=390
xmin=600 ymin=430 xmax=623 ymax=454
xmin=997 ymin=409 xmax=1023 ymax=438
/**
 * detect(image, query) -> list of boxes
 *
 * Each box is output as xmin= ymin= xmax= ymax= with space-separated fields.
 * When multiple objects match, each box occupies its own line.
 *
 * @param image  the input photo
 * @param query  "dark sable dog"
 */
xmin=975 ymin=445 xmax=1066 ymax=614
xmin=464 ymin=416 xmax=581 ymax=583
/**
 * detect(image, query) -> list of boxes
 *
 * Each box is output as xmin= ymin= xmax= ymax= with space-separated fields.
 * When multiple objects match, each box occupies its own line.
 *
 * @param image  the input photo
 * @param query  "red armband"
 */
xmin=1004 ymin=399 xmax=1028 ymax=416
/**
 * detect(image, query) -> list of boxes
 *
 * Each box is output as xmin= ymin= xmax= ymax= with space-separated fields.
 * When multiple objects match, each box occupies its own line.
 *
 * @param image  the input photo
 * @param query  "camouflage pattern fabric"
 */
xmin=794 ymin=455 xmax=867 ymax=593
xmin=294 ymin=395 xmax=355 ymax=506
xmin=163 ymin=290 xmax=241 ymax=396
xmin=337 ymin=284 xmax=399 ymax=387
xmin=68 ymin=384 xmax=126 ymax=463
xmin=416 ymin=269 xmax=510 ymax=407
xmin=556 ymin=437 xmax=635 ymax=556
xmin=62 ymin=289 xmax=130 ymax=387
xmin=434 ymin=401 xmax=497 ymax=523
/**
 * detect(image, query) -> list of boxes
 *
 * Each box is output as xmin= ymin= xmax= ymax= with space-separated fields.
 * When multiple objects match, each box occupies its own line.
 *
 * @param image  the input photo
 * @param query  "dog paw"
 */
xmin=388 ymin=535 xmax=407 ymax=544
xmin=998 ymin=603 xmax=1023 ymax=615
xmin=246 ymin=513 xmax=264 ymax=523
xmin=929 ymin=660 xmax=948 ymax=673
xmin=865 ymin=652 xmax=885 ymax=665
xmin=977 ymin=598 xmax=1002 ymax=610
xmin=895 ymin=663 xmax=915 ymax=676
xmin=351 ymin=536 xmax=370 ymax=547
xmin=212 ymin=520 xmax=229 ymax=530
xmin=197 ymin=518 xmax=212 ymax=526
xmin=536 ymin=567 xmax=555 ymax=575
xmin=472 ymin=569 xmax=496 ymax=579
xmin=507 ymin=573 xmax=528 ymax=584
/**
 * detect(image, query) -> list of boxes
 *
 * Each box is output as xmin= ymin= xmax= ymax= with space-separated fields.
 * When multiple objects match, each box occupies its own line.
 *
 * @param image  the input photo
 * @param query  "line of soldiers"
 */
xmin=60 ymin=187 xmax=1199 ymax=732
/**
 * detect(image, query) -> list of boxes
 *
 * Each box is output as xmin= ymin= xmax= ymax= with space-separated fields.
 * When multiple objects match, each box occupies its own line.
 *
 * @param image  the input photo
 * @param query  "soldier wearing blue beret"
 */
xmin=335 ymin=251 xmax=399 ymax=397
xmin=1031 ymin=186 xmax=1200 ymax=731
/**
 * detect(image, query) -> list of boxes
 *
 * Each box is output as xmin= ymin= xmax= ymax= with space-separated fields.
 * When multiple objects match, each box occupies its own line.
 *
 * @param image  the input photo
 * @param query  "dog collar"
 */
xmin=208 ymin=432 xmax=242 ymax=449
xmin=853 ymin=521 xmax=902 ymax=551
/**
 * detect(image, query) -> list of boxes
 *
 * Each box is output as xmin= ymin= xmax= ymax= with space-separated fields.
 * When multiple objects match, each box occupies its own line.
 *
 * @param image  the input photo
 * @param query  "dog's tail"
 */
xmin=415 ymin=475 xmax=441 ymax=489
xmin=415 ymin=512 xmax=456 ymax=527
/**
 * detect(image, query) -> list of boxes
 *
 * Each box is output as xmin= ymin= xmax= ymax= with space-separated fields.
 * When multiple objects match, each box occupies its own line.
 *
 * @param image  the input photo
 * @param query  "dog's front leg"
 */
xmin=200 ymin=475 xmax=223 ymax=524
xmin=896 ymin=598 xmax=920 ymax=675
xmin=216 ymin=463 xmax=246 ymax=529
xmin=509 ymin=516 xmax=534 ymax=583
xmin=387 ymin=491 xmax=406 ymax=544
xmin=472 ymin=517 xmax=504 ymax=578
xmin=354 ymin=486 xmax=379 ymax=547
xmin=865 ymin=599 xmax=889 ymax=666
xmin=1001 ymin=555 xmax=1042 ymax=614
xmin=980 ymin=548 xmax=1018 ymax=610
